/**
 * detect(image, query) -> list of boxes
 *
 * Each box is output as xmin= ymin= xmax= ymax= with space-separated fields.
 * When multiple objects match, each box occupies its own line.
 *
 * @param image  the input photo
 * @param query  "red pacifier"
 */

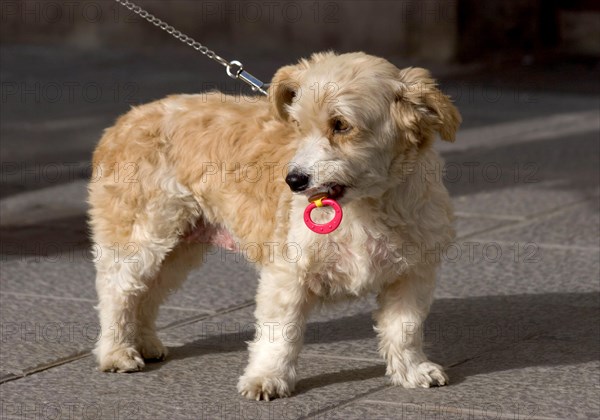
xmin=303 ymin=194 xmax=343 ymax=234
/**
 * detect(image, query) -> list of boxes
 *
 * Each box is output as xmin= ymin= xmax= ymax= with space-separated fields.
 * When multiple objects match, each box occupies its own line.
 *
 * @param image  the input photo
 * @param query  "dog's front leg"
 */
xmin=238 ymin=264 xmax=314 ymax=401
xmin=374 ymin=268 xmax=448 ymax=388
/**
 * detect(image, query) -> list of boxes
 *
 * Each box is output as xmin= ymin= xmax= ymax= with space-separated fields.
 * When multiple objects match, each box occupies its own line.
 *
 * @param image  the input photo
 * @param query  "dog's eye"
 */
xmin=291 ymin=119 xmax=300 ymax=128
xmin=332 ymin=118 xmax=351 ymax=134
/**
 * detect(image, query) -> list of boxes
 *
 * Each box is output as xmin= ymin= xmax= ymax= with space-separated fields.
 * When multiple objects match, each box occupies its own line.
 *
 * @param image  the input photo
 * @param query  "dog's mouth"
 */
xmin=305 ymin=183 xmax=346 ymax=202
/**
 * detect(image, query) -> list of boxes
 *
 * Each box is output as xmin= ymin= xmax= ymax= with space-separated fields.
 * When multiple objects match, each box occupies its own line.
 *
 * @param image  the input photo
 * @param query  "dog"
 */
xmin=88 ymin=51 xmax=461 ymax=400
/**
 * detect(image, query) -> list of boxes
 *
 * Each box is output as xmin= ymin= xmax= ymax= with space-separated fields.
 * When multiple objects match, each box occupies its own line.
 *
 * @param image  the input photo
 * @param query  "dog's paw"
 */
xmin=139 ymin=335 xmax=168 ymax=361
xmin=97 ymin=347 xmax=145 ymax=373
xmin=390 ymin=361 xmax=448 ymax=388
xmin=237 ymin=375 xmax=293 ymax=401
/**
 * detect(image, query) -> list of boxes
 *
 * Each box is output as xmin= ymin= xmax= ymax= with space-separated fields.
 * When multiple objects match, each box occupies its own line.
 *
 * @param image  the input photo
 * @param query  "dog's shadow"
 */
xmin=147 ymin=292 xmax=599 ymax=392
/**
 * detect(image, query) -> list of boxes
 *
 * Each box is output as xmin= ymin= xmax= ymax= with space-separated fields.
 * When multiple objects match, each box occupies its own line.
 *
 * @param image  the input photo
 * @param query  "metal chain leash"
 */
xmin=114 ymin=0 xmax=268 ymax=95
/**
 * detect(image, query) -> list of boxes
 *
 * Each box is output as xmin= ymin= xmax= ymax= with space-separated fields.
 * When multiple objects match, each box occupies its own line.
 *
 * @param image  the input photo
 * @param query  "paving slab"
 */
xmin=475 ymin=198 xmax=600 ymax=248
xmin=454 ymin=215 xmax=514 ymax=239
xmin=355 ymin=362 xmax=600 ymax=420
xmin=0 ymin=294 xmax=206 ymax=378
xmin=157 ymin=299 xmax=380 ymax=360
xmin=0 ymin=250 xmax=259 ymax=377
xmin=127 ymin=288 xmax=599 ymax=420
xmin=0 ymin=252 xmax=258 ymax=313
xmin=0 ymin=349 xmax=388 ymax=420
xmin=164 ymin=255 xmax=258 ymax=313
xmin=155 ymin=285 xmax=598 ymax=381
xmin=451 ymin=185 xmax=597 ymax=220
xmin=0 ymin=257 xmax=97 ymax=300
xmin=320 ymin=297 xmax=600 ymax=420
xmin=323 ymin=381 xmax=599 ymax=420
xmin=437 ymin=244 xmax=599 ymax=298
xmin=444 ymin=130 xmax=599 ymax=218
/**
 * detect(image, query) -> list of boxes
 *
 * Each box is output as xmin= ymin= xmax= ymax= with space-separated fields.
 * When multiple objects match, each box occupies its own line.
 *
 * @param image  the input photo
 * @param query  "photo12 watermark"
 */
xmin=1 ymin=81 xmax=139 ymax=105
xmin=1 ymin=400 xmax=141 ymax=420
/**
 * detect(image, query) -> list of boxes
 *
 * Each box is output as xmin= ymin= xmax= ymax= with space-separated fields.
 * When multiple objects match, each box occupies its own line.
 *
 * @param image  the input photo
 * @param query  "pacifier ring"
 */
xmin=303 ymin=198 xmax=343 ymax=234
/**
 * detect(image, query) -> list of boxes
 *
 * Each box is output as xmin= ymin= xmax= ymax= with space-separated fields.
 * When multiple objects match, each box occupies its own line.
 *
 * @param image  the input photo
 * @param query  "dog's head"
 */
xmin=270 ymin=51 xmax=461 ymax=201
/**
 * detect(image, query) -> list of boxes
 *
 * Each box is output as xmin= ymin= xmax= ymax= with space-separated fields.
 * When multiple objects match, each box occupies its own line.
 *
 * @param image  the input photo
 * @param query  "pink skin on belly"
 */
xmin=183 ymin=218 xmax=238 ymax=251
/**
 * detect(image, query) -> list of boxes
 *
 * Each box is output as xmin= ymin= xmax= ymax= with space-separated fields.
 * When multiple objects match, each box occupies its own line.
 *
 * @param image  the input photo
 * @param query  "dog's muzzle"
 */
xmin=286 ymin=170 xmax=347 ymax=201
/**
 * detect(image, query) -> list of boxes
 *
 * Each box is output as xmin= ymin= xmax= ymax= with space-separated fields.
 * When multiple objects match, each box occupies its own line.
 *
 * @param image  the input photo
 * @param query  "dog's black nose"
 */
xmin=285 ymin=171 xmax=310 ymax=192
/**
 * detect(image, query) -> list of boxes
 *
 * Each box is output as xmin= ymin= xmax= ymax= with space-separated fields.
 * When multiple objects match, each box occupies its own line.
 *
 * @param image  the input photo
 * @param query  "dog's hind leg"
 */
xmin=91 ymin=177 xmax=203 ymax=372
xmin=374 ymin=267 xmax=448 ymax=388
xmin=134 ymin=242 xmax=208 ymax=361
xmin=92 ymin=234 xmax=165 ymax=370
xmin=93 ymin=237 xmax=207 ymax=372
xmin=92 ymin=241 xmax=166 ymax=372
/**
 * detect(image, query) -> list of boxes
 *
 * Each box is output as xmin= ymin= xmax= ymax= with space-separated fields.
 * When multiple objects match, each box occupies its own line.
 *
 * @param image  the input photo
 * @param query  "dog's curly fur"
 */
xmin=88 ymin=51 xmax=461 ymax=400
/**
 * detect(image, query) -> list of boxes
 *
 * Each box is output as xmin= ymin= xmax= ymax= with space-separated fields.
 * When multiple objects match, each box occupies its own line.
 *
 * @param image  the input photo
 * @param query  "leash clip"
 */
xmin=226 ymin=60 xmax=269 ymax=96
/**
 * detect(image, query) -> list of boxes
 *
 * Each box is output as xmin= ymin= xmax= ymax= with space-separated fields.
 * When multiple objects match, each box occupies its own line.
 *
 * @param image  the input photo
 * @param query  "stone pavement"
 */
xmin=1 ymin=46 xmax=599 ymax=419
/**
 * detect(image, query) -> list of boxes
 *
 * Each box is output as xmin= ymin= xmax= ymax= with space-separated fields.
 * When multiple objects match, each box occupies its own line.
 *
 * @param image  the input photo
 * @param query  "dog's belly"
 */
xmin=183 ymin=218 xmax=237 ymax=251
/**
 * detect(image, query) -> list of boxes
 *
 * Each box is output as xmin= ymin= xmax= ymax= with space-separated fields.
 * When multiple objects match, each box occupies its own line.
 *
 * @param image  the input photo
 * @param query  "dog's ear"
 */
xmin=269 ymin=64 xmax=302 ymax=122
xmin=394 ymin=67 xmax=461 ymax=143
xmin=269 ymin=52 xmax=338 ymax=121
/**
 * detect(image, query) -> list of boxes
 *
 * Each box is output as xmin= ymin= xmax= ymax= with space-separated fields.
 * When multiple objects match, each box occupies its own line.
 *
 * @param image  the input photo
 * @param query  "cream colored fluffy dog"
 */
xmin=88 ymin=51 xmax=461 ymax=400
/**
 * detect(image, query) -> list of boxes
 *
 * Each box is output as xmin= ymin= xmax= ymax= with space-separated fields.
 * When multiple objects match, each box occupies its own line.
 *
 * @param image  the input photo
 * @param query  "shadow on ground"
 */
xmin=0 ymin=215 xmax=90 ymax=260
xmin=146 ymin=292 xmax=598 ymax=391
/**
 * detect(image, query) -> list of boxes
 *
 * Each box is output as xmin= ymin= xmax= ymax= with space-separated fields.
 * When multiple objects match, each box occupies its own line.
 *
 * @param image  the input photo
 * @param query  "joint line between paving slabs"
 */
xmin=0 ymin=291 xmax=97 ymax=303
xmin=466 ymin=239 xmax=599 ymax=252
xmin=454 ymin=211 xmax=527 ymax=221
xmin=0 ymin=291 xmax=221 ymax=314
xmin=299 ymin=384 xmax=390 ymax=420
xmin=158 ymin=300 xmax=255 ymax=330
xmin=0 ymin=352 xmax=91 ymax=385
